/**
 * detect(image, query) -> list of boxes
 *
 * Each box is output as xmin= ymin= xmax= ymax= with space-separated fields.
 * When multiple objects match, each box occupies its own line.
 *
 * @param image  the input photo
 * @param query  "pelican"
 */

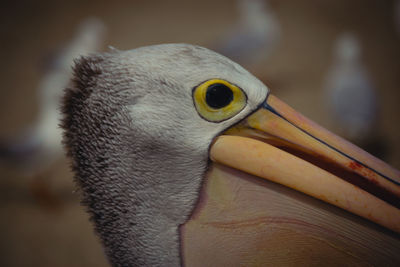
xmin=62 ymin=44 xmax=400 ymax=266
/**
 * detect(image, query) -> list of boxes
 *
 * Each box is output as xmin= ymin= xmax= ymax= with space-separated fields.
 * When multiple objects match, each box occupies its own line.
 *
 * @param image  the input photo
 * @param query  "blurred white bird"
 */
xmin=324 ymin=33 xmax=378 ymax=143
xmin=214 ymin=0 xmax=280 ymax=67
xmin=0 ymin=17 xmax=106 ymax=173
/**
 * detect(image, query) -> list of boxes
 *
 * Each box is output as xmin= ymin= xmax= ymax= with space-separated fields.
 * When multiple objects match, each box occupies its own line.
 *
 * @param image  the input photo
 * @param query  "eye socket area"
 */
xmin=193 ymin=79 xmax=247 ymax=122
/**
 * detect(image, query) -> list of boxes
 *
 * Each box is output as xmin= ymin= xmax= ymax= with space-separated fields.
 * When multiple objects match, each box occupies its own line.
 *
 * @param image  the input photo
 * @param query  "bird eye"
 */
xmin=205 ymin=83 xmax=233 ymax=109
xmin=193 ymin=79 xmax=247 ymax=122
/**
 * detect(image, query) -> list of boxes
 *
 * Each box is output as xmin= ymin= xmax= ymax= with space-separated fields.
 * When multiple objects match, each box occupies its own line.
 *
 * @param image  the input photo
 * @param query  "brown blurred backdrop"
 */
xmin=0 ymin=0 xmax=399 ymax=266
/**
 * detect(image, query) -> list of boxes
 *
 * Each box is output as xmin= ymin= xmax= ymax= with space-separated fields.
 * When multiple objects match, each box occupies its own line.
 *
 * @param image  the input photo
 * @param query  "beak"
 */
xmin=210 ymin=94 xmax=400 ymax=233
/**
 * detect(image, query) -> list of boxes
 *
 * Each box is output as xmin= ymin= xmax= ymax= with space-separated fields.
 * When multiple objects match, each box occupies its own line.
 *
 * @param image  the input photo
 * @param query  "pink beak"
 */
xmin=210 ymin=94 xmax=400 ymax=233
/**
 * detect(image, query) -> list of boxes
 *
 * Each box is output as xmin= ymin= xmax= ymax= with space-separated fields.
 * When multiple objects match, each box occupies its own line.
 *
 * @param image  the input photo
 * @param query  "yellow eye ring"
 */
xmin=193 ymin=79 xmax=247 ymax=122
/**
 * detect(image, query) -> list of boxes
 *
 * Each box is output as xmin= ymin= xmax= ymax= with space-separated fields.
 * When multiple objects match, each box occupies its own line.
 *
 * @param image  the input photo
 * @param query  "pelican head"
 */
xmin=62 ymin=44 xmax=400 ymax=266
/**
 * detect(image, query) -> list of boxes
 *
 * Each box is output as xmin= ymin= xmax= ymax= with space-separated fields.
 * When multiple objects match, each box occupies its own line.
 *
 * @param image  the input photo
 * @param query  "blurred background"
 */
xmin=0 ymin=0 xmax=399 ymax=266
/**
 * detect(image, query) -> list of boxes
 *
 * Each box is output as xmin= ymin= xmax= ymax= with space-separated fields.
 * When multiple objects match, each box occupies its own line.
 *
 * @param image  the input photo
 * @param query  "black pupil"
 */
xmin=205 ymin=83 xmax=234 ymax=109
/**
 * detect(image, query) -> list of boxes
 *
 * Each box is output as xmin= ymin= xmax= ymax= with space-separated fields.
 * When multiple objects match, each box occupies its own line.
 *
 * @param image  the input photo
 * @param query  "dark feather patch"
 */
xmin=61 ymin=54 xmax=144 ymax=266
